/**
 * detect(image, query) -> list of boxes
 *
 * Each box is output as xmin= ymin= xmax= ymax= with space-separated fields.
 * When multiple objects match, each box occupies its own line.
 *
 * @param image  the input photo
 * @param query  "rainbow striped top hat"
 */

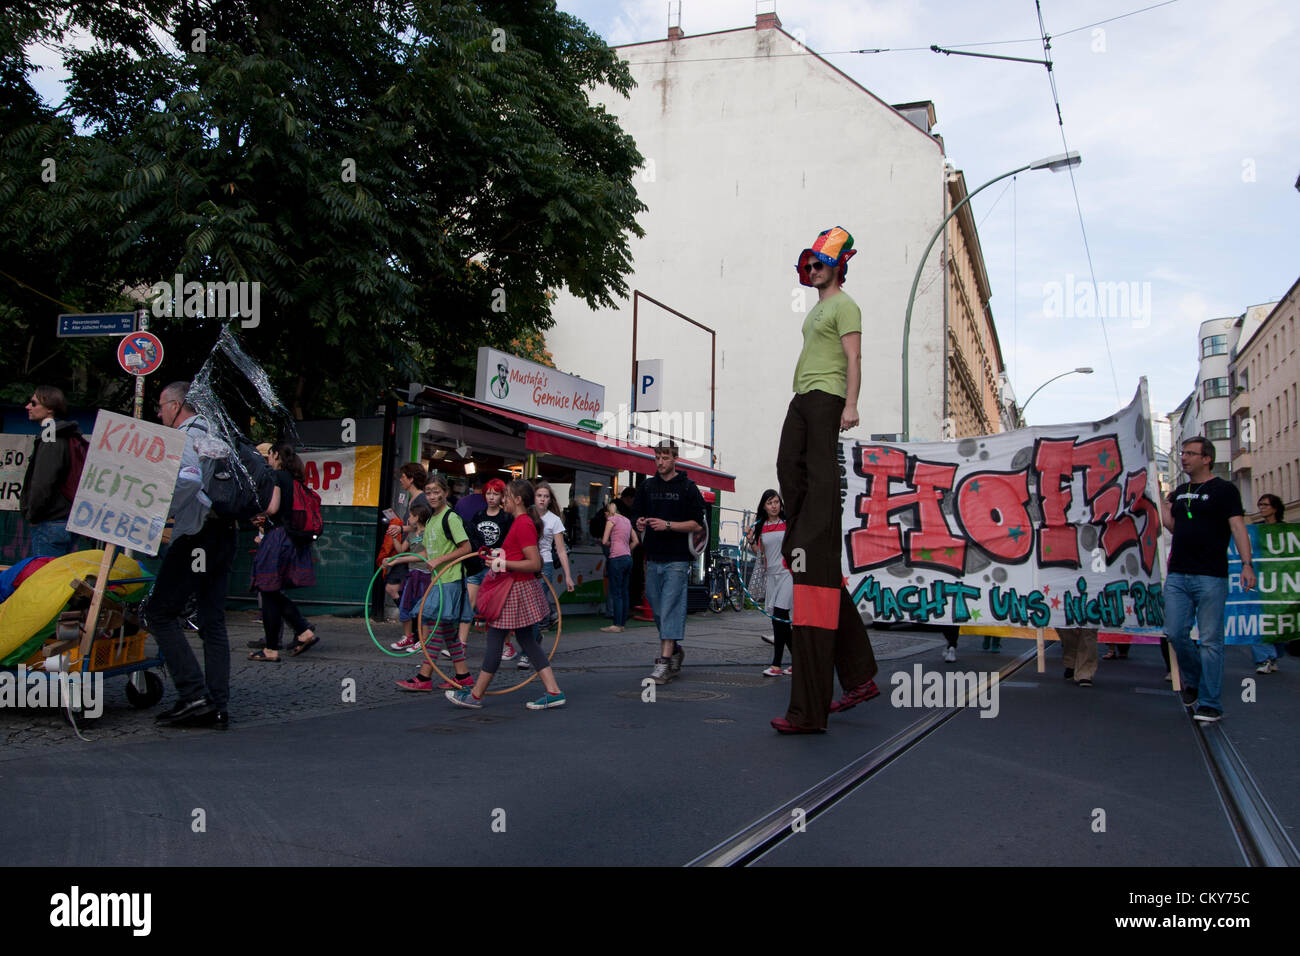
xmin=796 ymin=226 xmax=857 ymax=287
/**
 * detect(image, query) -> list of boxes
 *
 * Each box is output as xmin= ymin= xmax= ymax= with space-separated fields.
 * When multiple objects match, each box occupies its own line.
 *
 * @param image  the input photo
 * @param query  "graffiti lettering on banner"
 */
xmin=1226 ymin=523 xmax=1300 ymax=644
xmin=843 ymin=383 xmax=1164 ymax=632
xmin=0 ymin=435 xmax=35 ymax=512
xmin=64 ymin=410 xmax=184 ymax=555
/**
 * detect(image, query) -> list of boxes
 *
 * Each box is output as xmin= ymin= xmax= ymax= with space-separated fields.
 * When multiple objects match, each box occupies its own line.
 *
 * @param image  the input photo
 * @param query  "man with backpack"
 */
xmin=147 ymin=381 xmax=245 ymax=729
xmin=19 ymin=386 xmax=87 ymax=557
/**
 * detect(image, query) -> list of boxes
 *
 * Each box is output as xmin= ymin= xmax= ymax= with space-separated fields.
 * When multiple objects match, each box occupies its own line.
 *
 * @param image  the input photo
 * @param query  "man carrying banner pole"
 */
xmin=771 ymin=227 xmax=879 ymax=734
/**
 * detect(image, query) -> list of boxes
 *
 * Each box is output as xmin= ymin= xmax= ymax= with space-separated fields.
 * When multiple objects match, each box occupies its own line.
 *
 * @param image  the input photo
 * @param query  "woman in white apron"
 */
xmin=748 ymin=489 xmax=793 ymax=676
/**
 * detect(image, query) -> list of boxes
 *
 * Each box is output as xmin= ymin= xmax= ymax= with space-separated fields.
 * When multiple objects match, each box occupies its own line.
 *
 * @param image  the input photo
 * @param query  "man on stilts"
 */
xmin=771 ymin=226 xmax=879 ymax=734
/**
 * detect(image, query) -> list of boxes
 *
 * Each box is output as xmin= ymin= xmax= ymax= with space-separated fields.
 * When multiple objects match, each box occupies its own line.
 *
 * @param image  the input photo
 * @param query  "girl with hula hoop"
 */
xmin=387 ymin=476 xmax=474 ymax=692
xmin=447 ymin=479 xmax=567 ymax=711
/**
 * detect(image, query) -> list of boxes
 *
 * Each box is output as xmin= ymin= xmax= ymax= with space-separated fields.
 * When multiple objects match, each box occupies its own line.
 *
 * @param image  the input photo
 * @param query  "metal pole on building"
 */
xmin=901 ymin=151 xmax=1080 ymax=440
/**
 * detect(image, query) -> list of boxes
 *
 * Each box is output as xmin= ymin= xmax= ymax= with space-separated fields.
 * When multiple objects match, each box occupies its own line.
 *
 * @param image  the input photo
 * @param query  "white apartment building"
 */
xmin=545 ymin=12 xmax=960 ymax=511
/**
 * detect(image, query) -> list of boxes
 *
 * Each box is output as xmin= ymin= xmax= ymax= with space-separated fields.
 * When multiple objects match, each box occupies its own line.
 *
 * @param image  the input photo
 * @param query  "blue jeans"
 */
xmin=644 ymin=560 xmax=690 ymax=644
xmin=30 ymin=522 xmax=78 ymax=558
xmin=608 ymin=555 xmax=632 ymax=627
xmin=1164 ymin=572 xmax=1229 ymax=712
xmin=1251 ymin=643 xmax=1279 ymax=665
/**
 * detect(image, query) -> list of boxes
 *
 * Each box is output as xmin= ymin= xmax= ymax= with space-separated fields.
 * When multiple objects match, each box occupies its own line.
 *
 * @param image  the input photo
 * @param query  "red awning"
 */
xmin=409 ymin=387 xmax=736 ymax=493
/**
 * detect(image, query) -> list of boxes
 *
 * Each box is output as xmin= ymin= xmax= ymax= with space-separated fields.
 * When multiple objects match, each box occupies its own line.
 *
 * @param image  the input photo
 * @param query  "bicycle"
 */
xmin=706 ymin=550 xmax=745 ymax=613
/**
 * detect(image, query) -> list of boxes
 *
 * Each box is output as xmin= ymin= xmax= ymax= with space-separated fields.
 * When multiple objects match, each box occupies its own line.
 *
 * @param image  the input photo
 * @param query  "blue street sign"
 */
xmin=57 ymin=312 xmax=136 ymax=337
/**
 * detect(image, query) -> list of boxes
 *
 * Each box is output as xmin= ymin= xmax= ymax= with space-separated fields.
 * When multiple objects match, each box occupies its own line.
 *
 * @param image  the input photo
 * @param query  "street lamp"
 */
xmin=1019 ymin=367 xmax=1094 ymax=421
xmin=900 ymin=151 xmax=1082 ymax=440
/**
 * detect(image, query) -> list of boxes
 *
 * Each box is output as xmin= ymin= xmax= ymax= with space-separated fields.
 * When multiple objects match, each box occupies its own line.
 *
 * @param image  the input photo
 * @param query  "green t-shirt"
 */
xmin=422 ymin=506 xmax=470 ymax=582
xmin=792 ymin=291 xmax=861 ymax=398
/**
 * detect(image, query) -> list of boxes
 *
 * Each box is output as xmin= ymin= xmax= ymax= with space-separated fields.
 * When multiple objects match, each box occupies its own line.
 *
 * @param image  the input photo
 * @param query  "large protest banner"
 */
xmin=1226 ymin=523 xmax=1300 ymax=644
xmin=842 ymin=382 xmax=1163 ymax=632
xmin=64 ymin=410 xmax=185 ymax=556
xmin=0 ymin=434 xmax=35 ymax=512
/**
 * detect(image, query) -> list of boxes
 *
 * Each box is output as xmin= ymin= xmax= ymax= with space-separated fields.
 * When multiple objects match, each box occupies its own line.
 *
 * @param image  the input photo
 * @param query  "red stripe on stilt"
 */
xmin=792 ymin=584 xmax=839 ymax=629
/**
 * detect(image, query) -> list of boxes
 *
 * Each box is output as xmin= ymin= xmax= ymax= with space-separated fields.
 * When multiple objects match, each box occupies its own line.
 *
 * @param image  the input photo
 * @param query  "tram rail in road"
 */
xmin=687 ymin=644 xmax=1300 ymax=868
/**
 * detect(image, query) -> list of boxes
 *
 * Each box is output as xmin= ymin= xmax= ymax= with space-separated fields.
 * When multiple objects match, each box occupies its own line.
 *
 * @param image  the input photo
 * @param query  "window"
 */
xmin=1203 ymin=377 xmax=1231 ymax=399
xmin=1205 ymin=419 xmax=1231 ymax=441
xmin=1201 ymin=334 xmax=1228 ymax=358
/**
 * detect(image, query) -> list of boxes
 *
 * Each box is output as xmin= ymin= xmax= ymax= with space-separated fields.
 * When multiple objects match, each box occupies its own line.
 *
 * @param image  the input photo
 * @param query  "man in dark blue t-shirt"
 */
xmin=1161 ymin=436 xmax=1256 ymax=723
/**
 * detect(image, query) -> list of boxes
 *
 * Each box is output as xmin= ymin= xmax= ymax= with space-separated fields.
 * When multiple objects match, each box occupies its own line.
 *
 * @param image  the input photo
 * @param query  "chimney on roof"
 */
xmin=668 ymin=25 xmax=684 ymax=40
xmin=668 ymin=1 xmax=683 ymax=40
xmin=756 ymin=1 xmax=781 ymax=30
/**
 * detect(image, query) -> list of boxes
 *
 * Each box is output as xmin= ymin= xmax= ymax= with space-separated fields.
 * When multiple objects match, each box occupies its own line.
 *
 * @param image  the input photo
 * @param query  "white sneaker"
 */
xmin=517 ymin=655 xmax=531 ymax=670
xmin=943 ymin=646 xmax=957 ymax=663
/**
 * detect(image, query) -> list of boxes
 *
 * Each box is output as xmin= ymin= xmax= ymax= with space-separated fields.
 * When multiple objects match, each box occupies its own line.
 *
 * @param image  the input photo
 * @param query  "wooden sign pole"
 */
xmin=78 ymin=544 xmax=117 ymax=662
xmin=1036 ymin=627 xmax=1046 ymax=673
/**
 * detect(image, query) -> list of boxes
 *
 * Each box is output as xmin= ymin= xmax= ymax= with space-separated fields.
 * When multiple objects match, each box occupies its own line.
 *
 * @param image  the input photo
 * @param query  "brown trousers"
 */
xmin=776 ymin=390 xmax=878 ymax=729
xmin=1057 ymin=627 xmax=1099 ymax=681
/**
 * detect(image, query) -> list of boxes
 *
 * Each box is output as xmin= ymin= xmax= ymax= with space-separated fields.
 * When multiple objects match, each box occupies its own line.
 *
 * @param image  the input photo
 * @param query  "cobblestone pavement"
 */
xmin=0 ymin=609 xmax=941 ymax=758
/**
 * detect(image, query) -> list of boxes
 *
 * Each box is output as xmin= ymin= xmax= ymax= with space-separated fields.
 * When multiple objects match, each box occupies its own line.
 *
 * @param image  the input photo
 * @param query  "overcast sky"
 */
xmin=25 ymin=1 xmax=1297 ymax=435
xmin=557 ymin=0 xmax=1299 ymax=434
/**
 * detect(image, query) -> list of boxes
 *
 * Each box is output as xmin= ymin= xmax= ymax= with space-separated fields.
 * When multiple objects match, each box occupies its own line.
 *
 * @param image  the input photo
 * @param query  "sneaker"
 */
xmin=391 ymin=634 xmax=421 ymax=653
xmin=501 ymin=641 xmax=518 ymax=662
xmin=526 ymin=691 xmax=567 ymax=710
xmin=517 ymin=655 xmax=531 ymax=670
xmin=1256 ymin=659 xmax=1278 ymax=674
xmin=760 ymin=634 xmax=774 ymax=646
xmin=1193 ymin=706 xmax=1222 ymax=723
xmin=762 ymin=666 xmax=784 ymax=677
xmin=782 ymin=666 xmax=793 ymax=675
xmin=829 ymin=679 xmax=881 ymax=714
xmin=1076 ymin=678 xmax=1093 ymax=688
xmin=396 ymin=674 xmax=432 ymax=692
xmin=440 ymin=648 xmax=451 ymax=659
xmin=437 ymin=674 xmax=473 ymax=690
xmin=1063 ymin=667 xmax=1075 ymax=680
xmin=446 ymin=688 xmax=483 ymax=709
xmin=1180 ymin=687 xmax=1199 ymax=707
xmin=650 ymin=657 xmax=672 ymax=685
xmin=669 ymin=643 xmax=684 ymax=676
xmin=943 ymin=646 xmax=957 ymax=663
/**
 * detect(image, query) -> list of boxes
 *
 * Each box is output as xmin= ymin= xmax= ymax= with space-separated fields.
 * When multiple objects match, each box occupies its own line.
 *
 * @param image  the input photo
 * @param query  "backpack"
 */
xmin=287 ymin=479 xmax=324 ymax=540
xmin=59 ymin=433 xmax=89 ymax=502
xmin=187 ymin=420 xmax=277 ymax=521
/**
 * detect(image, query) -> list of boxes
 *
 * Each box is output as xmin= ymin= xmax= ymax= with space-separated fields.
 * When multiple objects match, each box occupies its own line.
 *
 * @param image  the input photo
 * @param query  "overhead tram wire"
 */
xmin=1036 ymin=0 xmax=1123 ymax=408
xmin=626 ymin=0 xmax=1184 ymax=66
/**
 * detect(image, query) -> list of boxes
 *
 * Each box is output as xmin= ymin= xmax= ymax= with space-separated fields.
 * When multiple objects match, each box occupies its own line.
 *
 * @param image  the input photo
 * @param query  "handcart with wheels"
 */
xmin=2 ymin=565 xmax=166 ymax=718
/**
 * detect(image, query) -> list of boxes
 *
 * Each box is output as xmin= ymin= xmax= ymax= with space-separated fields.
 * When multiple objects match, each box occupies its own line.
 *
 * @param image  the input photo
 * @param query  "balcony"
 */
xmin=1231 ymin=448 xmax=1253 ymax=471
xmin=1230 ymin=386 xmax=1250 ymax=416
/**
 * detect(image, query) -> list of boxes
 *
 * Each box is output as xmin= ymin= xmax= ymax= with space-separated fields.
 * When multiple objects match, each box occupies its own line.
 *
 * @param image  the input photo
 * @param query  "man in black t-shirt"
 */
xmin=635 ymin=440 xmax=706 ymax=684
xmin=1161 ymin=437 xmax=1256 ymax=723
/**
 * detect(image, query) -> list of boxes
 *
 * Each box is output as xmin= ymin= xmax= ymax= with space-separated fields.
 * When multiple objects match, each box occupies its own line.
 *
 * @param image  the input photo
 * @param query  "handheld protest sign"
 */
xmin=0 ymin=434 xmax=34 ymax=512
xmin=65 ymin=409 xmax=185 ymax=557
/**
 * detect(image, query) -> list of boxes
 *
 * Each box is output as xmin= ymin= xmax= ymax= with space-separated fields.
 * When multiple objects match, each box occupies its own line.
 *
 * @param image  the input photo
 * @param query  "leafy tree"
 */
xmin=0 ymin=0 xmax=643 ymax=419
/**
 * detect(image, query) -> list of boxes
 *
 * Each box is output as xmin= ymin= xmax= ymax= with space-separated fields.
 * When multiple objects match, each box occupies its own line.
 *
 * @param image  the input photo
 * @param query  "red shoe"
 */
xmin=829 ymin=679 xmax=880 ymax=714
xmin=437 ymin=674 xmax=473 ymax=690
xmin=395 ymin=674 xmax=433 ymax=692
xmin=770 ymin=717 xmax=825 ymax=734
